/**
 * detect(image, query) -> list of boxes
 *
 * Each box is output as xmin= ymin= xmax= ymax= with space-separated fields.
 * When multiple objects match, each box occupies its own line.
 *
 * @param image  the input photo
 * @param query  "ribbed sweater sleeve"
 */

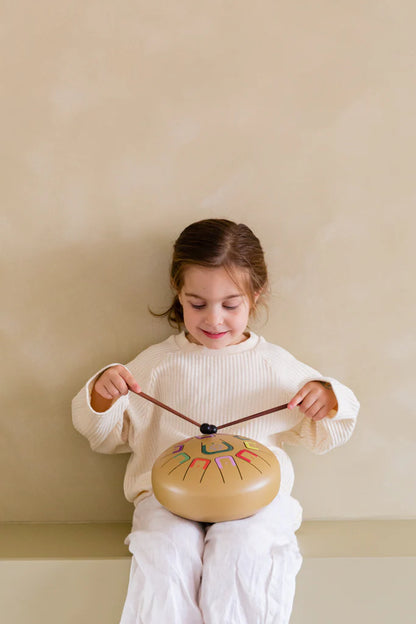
xmin=276 ymin=376 xmax=359 ymax=454
xmin=71 ymin=339 xmax=173 ymax=454
xmin=72 ymin=363 xmax=131 ymax=453
xmin=261 ymin=344 xmax=360 ymax=454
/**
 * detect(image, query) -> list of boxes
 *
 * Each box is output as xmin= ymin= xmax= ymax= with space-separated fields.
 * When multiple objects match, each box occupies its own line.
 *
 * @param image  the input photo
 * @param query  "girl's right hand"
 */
xmin=91 ymin=365 xmax=141 ymax=412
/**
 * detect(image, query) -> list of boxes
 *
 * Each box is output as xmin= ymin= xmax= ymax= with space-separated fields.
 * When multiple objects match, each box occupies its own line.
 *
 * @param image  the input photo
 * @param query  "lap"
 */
xmin=127 ymin=495 xmax=205 ymax=558
xmin=205 ymin=492 xmax=302 ymax=549
xmin=125 ymin=491 xmax=302 ymax=566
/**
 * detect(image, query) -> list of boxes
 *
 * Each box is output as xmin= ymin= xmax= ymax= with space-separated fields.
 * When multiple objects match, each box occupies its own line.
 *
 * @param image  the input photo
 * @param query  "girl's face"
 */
xmin=178 ymin=265 xmax=256 ymax=349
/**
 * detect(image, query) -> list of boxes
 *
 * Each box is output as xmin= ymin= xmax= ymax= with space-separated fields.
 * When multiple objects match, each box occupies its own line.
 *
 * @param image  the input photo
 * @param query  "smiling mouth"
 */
xmin=201 ymin=330 xmax=228 ymax=339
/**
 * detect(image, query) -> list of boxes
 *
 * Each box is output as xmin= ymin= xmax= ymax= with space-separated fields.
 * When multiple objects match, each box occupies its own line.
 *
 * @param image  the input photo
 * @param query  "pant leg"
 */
xmin=120 ymin=495 xmax=205 ymax=624
xmin=199 ymin=493 xmax=303 ymax=624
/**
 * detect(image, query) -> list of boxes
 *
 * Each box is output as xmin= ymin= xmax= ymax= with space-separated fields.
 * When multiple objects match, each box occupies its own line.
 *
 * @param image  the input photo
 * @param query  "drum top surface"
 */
xmin=151 ymin=433 xmax=281 ymax=522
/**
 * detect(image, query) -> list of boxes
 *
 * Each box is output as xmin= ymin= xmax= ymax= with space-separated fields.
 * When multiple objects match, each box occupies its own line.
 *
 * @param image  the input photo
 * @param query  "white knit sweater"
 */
xmin=72 ymin=332 xmax=359 ymax=504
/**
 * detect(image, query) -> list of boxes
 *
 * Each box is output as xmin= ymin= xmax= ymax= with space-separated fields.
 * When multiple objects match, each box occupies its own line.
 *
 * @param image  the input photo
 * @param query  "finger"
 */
xmin=118 ymin=367 xmax=141 ymax=393
xmin=311 ymin=405 xmax=329 ymax=421
xmin=95 ymin=385 xmax=114 ymax=400
xmin=287 ymin=387 xmax=309 ymax=410
xmin=106 ymin=377 xmax=128 ymax=396
xmin=95 ymin=375 xmax=121 ymax=399
xmin=294 ymin=386 xmax=322 ymax=415
xmin=301 ymin=397 xmax=322 ymax=418
xmin=299 ymin=392 xmax=322 ymax=416
xmin=98 ymin=380 xmax=120 ymax=400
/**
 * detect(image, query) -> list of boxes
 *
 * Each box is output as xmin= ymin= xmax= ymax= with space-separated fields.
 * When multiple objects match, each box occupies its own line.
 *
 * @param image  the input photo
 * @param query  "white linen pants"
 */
xmin=119 ymin=491 xmax=302 ymax=624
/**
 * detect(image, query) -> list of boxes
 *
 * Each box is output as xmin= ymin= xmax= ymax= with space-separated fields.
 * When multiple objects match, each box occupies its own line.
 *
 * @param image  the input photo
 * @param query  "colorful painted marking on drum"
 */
xmin=160 ymin=436 xmax=272 ymax=479
xmin=171 ymin=444 xmax=184 ymax=453
xmin=214 ymin=455 xmax=243 ymax=483
xmin=160 ymin=451 xmax=191 ymax=474
xmin=235 ymin=449 xmax=262 ymax=472
xmin=243 ymin=440 xmax=260 ymax=450
xmin=235 ymin=448 xmax=272 ymax=470
xmin=183 ymin=457 xmax=211 ymax=483
xmin=201 ymin=439 xmax=234 ymax=454
xmin=233 ymin=435 xmax=260 ymax=450
xmin=214 ymin=455 xmax=237 ymax=469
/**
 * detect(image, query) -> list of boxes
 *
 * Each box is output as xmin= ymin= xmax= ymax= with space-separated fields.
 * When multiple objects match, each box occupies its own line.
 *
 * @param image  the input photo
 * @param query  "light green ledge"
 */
xmin=1 ymin=520 xmax=415 ymax=559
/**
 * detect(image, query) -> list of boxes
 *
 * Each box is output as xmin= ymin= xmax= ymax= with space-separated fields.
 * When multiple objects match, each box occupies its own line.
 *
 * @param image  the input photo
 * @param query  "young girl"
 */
xmin=72 ymin=218 xmax=359 ymax=624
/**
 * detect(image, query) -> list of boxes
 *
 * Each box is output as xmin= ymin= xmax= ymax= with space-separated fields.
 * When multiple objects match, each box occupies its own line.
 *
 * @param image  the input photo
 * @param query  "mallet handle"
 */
xmin=133 ymin=390 xmax=201 ymax=428
xmin=216 ymin=403 xmax=288 ymax=430
xmin=134 ymin=388 xmax=288 ymax=431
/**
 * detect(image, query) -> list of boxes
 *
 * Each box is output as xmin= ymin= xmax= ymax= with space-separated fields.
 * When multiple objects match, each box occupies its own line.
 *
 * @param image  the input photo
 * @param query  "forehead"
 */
xmin=182 ymin=265 xmax=248 ymax=298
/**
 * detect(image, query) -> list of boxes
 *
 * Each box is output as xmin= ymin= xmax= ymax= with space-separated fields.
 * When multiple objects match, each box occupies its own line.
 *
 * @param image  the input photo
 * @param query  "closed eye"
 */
xmin=190 ymin=303 xmax=239 ymax=310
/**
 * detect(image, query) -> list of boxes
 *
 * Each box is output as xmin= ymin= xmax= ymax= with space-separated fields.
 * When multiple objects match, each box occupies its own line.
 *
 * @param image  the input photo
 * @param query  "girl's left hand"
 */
xmin=287 ymin=381 xmax=338 ymax=421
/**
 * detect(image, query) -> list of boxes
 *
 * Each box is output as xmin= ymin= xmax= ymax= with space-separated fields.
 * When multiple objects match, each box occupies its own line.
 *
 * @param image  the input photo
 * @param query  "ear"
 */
xmin=253 ymin=290 xmax=261 ymax=304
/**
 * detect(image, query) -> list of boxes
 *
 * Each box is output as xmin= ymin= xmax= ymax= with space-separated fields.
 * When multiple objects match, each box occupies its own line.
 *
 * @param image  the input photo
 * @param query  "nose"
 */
xmin=205 ymin=305 xmax=223 ymax=327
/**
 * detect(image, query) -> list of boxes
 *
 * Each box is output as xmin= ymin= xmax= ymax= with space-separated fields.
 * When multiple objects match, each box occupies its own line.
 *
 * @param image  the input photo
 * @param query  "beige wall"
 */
xmin=2 ymin=1 xmax=415 ymax=522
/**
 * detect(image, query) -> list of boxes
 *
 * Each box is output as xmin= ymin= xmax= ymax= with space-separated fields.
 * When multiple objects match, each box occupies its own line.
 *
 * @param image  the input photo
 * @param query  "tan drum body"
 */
xmin=151 ymin=433 xmax=281 ymax=522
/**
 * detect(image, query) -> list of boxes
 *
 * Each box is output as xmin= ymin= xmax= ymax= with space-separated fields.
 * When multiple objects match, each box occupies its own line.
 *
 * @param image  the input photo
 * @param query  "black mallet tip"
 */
xmin=200 ymin=423 xmax=218 ymax=435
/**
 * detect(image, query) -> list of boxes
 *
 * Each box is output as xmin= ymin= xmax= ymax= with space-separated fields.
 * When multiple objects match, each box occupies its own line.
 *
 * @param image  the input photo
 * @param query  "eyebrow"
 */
xmin=184 ymin=292 xmax=242 ymax=300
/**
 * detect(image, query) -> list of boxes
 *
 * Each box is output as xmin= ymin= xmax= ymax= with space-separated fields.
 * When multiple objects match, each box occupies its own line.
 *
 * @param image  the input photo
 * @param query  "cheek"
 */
xmin=182 ymin=304 xmax=197 ymax=325
xmin=235 ymin=305 xmax=251 ymax=324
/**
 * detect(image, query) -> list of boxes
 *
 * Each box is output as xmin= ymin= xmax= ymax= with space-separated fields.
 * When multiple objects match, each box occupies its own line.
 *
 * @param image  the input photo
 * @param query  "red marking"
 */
xmin=236 ymin=449 xmax=258 ymax=463
xmin=190 ymin=458 xmax=210 ymax=470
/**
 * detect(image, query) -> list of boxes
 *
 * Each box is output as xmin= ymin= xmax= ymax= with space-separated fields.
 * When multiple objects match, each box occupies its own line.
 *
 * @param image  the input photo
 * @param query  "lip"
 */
xmin=201 ymin=329 xmax=229 ymax=339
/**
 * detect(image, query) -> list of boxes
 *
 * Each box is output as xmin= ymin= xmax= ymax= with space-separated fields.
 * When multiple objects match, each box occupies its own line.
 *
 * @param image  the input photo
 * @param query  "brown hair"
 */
xmin=155 ymin=218 xmax=269 ymax=329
